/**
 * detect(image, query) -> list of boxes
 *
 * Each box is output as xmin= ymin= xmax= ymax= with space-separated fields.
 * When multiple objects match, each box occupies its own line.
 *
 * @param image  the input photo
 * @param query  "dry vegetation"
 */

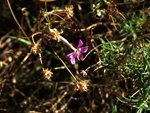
xmin=0 ymin=0 xmax=150 ymax=113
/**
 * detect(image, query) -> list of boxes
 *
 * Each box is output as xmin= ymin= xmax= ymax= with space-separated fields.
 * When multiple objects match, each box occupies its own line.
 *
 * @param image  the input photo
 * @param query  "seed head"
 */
xmin=43 ymin=68 xmax=53 ymax=80
xmin=31 ymin=39 xmax=42 ymax=55
xmin=49 ymin=28 xmax=63 ymax=42
xmin=65 ymin=6 xmax=74 ymax=18
xmin=76 ymin=81 xmax=88 ymax=92
xmin=32 ymin=45 xmax=42 ymax=55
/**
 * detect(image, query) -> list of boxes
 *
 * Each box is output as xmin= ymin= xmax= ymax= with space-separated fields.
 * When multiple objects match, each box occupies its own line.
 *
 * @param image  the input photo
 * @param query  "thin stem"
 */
xmin=81 ymin=44 xmax=102 ymax=61
xmin=39 ymin=53 xmax=43 ymax=68
xmin=59 ymin=35 xmax=76 ymax=51
xmin=50 ymin=43 xmax=78 ymax=82
xmin=32 ymin=32 xmax=42 ymax=45
xmin=49 ymin=28 xmax=76 ymax=51
xmin=7 ymin=0 xmax=33 ymax=46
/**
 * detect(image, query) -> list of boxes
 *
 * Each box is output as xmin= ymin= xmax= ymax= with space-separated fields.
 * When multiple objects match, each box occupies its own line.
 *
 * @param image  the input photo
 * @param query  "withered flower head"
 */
xmin=76 ymin=81 xmax=88 ymax=92
xmin=31 ymin=39 xmax=42 ymax=55
xmin=43 ymin=68 xmax=53 ymax=80
xmin=65 ymin=6 xmax=74 ymax=18
xmin=49 ymin=28 xmax=63 ymax=42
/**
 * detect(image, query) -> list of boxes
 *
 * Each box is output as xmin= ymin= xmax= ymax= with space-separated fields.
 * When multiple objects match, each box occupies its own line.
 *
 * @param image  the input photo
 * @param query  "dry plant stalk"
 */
xmin=7 ymin=0 xmax=33 ymax=45
xmin=6 ymin=0 xmax=89 ymax=93
xmin=103 ymin=1 xmax=126 ymax=31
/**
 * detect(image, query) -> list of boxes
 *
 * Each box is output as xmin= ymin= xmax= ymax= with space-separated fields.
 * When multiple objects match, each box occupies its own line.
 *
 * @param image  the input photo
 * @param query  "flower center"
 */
xmin=75 ymin=48 xmax=81 ymax=55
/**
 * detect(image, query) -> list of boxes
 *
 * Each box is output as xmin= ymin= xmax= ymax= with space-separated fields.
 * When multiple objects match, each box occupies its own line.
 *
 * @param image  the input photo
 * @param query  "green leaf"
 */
xmin=117 ymin=97 xmax=128 ymax=104
xmin=98 ymin=35 xmax=105 ymax=44
xmin=8 ymin=36 xmax=32 ymax=45
xmin=42 ymin=49 xmax=52 ymax=55
xmin=24 ymin=10 xmax=37 ymax=21
xmin=137 ymin=107 xmax=143 ymax=113
xmin=36 ymin=65 xmax=42 ymax=71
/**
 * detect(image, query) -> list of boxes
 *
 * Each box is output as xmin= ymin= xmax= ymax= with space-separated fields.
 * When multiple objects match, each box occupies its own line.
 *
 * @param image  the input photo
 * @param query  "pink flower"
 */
xmin=67 ymin=39 xmax=88 ymax=64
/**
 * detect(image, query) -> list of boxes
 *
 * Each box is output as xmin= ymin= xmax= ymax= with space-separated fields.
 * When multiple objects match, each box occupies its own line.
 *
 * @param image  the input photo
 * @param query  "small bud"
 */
xmin=8 ymin=57 xmax=12 ymax=62
xmin=0 ymin=62 xmax=3 ymax=67
xmin=80 ymin=70 xmax=87 ymax=77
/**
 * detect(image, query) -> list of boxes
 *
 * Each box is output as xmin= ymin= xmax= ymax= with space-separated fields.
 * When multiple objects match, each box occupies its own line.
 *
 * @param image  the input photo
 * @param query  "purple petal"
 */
xmin=67 ymin=52 xmax=75 ymax=58
xmin=77 ymin=53 xmax=83 ymax=60
xmin=70 ymin=57 xmax=75 ymax=64
xmin=67 ymin=52 xmax=76 ymax=64
xmin=80 ymin=46 xmax=88 ymax=53
xmin=77 ymin=39 xmax=83 ymax=49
